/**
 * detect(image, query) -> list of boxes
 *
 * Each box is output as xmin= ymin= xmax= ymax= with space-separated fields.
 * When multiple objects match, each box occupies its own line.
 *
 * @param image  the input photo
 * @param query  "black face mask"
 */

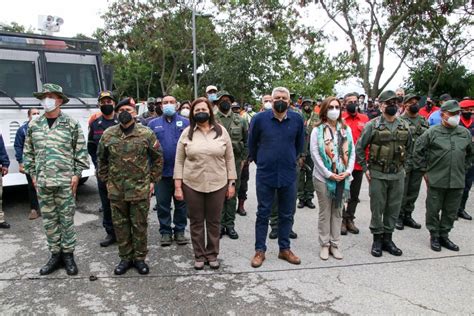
xmin=219 ymin=101 xmax=231 ymax=113
xmin=100 ymin=104 xmax=114 ymax=116
xmin=147 ymin=104 xmax=155 ymax=112
xmin=426 ymin=103 xmax=432 ymax=110
xmin=303 ymin=106 xmax=312 ymax=113
xmin=409 ymin=104 xmax=419 ymax=114
xmin=346 ymin=103 xmax=358 ymax=114
xmin=462 ymin=112 xmax=472 ymax=119
xmin=118 ymin=111 xmax=133 ymax=125
xmin=385 ymin=105 xmax=398 ymax=116
xmin=194 ymin=112 xmax=210 ymax=123
xmin=274 ymin=100 xmax=288 ymax=113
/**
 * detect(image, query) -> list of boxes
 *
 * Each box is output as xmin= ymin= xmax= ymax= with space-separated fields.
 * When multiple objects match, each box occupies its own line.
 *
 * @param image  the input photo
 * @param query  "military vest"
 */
xmin=217 ymin=112 xmax=244 ymax=155
xmin=369 ymin=117 xmax=410 ymax=173
xmin=403 ymin=115 xmax=428 ymax=140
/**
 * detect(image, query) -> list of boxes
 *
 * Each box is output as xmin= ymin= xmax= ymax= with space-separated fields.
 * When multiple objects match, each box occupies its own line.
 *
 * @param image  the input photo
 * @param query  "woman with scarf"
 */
xmin=310 ymin=97 xmax=355 ymax=260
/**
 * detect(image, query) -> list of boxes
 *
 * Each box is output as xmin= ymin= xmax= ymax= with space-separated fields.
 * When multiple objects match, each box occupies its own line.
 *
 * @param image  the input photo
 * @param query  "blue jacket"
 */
xmin=428 ymin=110 xmax=442 ymax=126
xmin=248 ymin=110 xmax=304 ymax=187
xmin=87 ymin=115 xmax=119 ymax=167
xmin=14 ymin=122 xmax=29 ymax=163
xmin=0 ymin=134 xmax=10 ymax=167
xmin=148 ymin=114 xmax=189 ymax=177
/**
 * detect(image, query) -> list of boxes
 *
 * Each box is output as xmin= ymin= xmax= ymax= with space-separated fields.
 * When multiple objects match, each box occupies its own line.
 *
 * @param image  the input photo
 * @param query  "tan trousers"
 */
xmin=314 ymin=178 xmax=342 ymax=247
xmin=0 ymin=175 xmax=4 ymax=223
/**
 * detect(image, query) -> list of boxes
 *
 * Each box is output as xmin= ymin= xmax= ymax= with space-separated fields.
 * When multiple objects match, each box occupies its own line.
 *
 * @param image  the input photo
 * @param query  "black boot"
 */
xmin=226 ymin=227 xmax=239 ymax=240
xmin=371 ymin=234 xmax=383 ymax=257
xmin=403 ymin=215 xmax=421 ymax=229
xmin=114 ymin=260 xmax=133 ymax=275
xmin=269 ymin=228 xmax=278 ymax=239
xmin=0 ymin=222 xmax=11 ymax=229
xmin=305 ymin=200 xmax=316 ymax=209
xmin=289 ymin=230 xmax=298 ymax=239
xmin=297 ymin=199 xmax=305 ymax=209
xmin=62 ymin=253 xmax=79 ymax=275
xmin=395 ymin=216 xmax=404 ymax=230
xmin=236 ymin=199 xmax=247 ymax=216
xmin=430 ymin=236 xmax=441 ymax=252
xmin=134 ymin=260 xmax=150 ymax=275
xmin=100 ymin=234 xmax=117 ymax=247
xmin=220 ymin=226 xmax=226 ymax=239
xmin=457 ymin=209 xmax=472 ymax=220
xmin=39 ymin=253 xmax=62 ymax=275
xmin=439 ymin=237 xmax=459 ymax=251
xmin=382 ymin=233 xmax=403 ymax=256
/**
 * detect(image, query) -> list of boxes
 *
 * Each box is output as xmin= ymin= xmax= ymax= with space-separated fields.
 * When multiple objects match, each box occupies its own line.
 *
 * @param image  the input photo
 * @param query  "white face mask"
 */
xmin=327 ymin=109 xmax=340 ymax=121
xmin=31 ymin=114 xmax=40 ymax=121
xmin=446 ymin=114 xmax=460 ymax=127
xmin=180 ymin=108 xmax=190 ymax=118
xmin=247 ymin=107 xmax=252 ymax=112
xmin=41 ymin=98 xmax=57 ymax=112
xmin=264 ymin=102 xmax=272 ymax=110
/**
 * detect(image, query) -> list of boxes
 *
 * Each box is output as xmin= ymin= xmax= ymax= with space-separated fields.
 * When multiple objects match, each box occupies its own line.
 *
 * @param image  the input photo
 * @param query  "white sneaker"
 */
xmin=320 ymin=246 xmax=329 ymax=260
xmin=330 ymin=246 xmax=343 ymax=260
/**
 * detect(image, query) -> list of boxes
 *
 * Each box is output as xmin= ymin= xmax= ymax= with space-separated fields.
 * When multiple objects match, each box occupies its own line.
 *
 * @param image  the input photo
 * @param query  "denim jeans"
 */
xmin=155 ymin=177 xmax=188 ymax=235
xmin=255 ymin=180 xmax=296 ymax=252
xmin=97 ymin=177 xmax=114 ymax=236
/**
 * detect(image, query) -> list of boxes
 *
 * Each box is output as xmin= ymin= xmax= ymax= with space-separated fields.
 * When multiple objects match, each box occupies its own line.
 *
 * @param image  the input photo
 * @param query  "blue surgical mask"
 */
xmin=163 ymin=104 xmax=176 ymax=117
xmin=208 ymin=93 xmax=217 ymax=102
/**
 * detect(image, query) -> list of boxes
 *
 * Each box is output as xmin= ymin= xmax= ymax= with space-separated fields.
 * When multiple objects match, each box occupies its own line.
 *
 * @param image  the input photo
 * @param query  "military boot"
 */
xmin=134 ymin=260 xmax=150 ymax=275
xmin=236 ymin=199 xmax=247 ymax=216
xmin=403 ymin=215 xmax=421 ymax=229
xmin=297 ymin=199 xmax=305 ymax=209
xmin=371 ymin=234 xmax=383 ymax=257
xmin=382 ymin=233 xmax=402 ymax=256
xmin=39 ymin=253 xmax=63 ymax=275
xmin=100 ymin=234 xmax=117 ymax=247
xmin=62 ymin=253 xmax=79 ymax=275
xmin=114 ymin=260 xmax=132 ymax=275
xmin=395 ymin=216 xmax=404 ymax=230
xmin=346 ymin=219 xmax=359 ymax=234
xmin=341 ymin=218 xmax=348 ymax=235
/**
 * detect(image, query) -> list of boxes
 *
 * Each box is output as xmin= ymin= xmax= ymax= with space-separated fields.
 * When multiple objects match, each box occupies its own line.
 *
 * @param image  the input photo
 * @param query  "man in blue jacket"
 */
xmin=0 ymin=133 xmax=10 ymax=228
xmin=14 ymin=108 xmax=41 ymax=220
xmin=148 ymin=95 xmax=190 ymax=247
xmin=248 ymin=87 xmax=305 ymax=268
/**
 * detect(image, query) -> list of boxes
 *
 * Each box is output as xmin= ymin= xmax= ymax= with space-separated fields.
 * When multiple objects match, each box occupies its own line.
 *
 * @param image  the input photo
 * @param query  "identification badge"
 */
xmin=176 ymin=121 xmax=183 ymax=127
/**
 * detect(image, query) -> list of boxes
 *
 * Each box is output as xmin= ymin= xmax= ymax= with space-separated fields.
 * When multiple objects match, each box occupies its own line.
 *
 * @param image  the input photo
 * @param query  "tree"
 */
xmin=0 ymin=22 xmax=34 ymax=33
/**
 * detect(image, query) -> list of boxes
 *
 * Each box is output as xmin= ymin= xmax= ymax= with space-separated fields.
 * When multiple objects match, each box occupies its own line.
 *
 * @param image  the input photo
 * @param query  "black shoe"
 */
xmin=269 ymin=228 xmax=278 ymax=239
xmin=382 ymin=233 xmax=403 ymax=256
xmin=134 ymin=260 xmax=150 ymax=275
xmin=0 ymin=222 xmax=10 ymax=229
xmin=39 ymin=253 xmax=62 ymax=275
xmin=100 ymin=234 xmax=116 ymax=247
xmin=226 ymin=227 xmax=239 ymax=240
xmin=289 ymin=230 xmax=298 ymax=239
xmin=457 ymin=210 xmax=472 ymax=220
xmin=395 ymin=217 xmax=404 ymax=230
xmin=305 ymin=200 xmax=316 ymax=209
xmin=439 ymin=237 xmax=459 ymax=251
xmin=98 ymin=206 xmax=104 ymax=213
xmin=220 ymin=227 xmax=226 ymax=239
xmin=153 ymin=205 xmax=158 ymax=212
xmin=114 ymin=260 xmax=133 ymax=275
xmin=430 ymin=236 xmax=441 ymax=252
xmin=62 ymin=253 xmax=78 ymax=276
xmin=297 ymin=199 xmax=305 ymax=209
xmin=403 ymin=216 xmax=421 ymax=229
xmin=236 ymin=208 xmax=247 ymax=216
xmin=371 ymin=234 xmax=383 ymax=257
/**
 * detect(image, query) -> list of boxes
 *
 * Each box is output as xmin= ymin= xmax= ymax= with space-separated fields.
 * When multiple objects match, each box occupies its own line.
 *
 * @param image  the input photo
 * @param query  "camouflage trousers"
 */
xmin=111 ymin=199 xmax=149 ymax=260
xmin=37 ymin=186 xmax=76 ymax=254
xmin=0 ymin=175 xmax=4 ymax=223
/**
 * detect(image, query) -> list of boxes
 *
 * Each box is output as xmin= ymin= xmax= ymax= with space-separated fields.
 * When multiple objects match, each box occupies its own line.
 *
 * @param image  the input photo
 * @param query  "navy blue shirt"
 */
xmin=248 ymin=110 xmax=304 ymax=187
xmin=14 ymin=121 xmax=28 ymax=163
xmin=0 ymin=134 xmax=10 ymax=167
xmin=88 ymin=115 xmax=119 ymax=167
xmin=148 ymin=114 xmax=189 ymax=177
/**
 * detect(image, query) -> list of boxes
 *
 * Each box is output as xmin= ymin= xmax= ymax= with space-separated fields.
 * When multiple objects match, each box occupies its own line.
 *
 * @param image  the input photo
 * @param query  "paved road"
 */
xmin=1 ymin=166 xmax=473 ymax=314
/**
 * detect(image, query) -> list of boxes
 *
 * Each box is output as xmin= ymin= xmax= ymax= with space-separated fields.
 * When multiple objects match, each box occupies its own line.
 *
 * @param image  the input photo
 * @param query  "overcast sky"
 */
xmin=3 ymin=0 xmax=469 ymax=97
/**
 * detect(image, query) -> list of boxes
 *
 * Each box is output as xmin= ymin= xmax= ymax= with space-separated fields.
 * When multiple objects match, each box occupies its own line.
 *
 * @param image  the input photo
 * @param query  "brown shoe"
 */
xmin=278 ymin=249 xmax=301 ymax=265
xmin=29 ymin=209 xmax=40 ymax=220
xmin=346 ymin=219 xmax=359 ymax=234
xmin=341 ymin=219 xmax=348 ymax=235
xmin=251 ymin=251 xmax=265 ymax=268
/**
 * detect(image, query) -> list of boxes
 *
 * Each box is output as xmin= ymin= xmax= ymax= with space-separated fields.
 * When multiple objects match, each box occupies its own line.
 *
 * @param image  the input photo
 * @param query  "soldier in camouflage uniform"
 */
xmin=24 ymin=83 xmax=89 ymax=276
xmin=214 ymin=91 xmax=248 ymax=240
xmin=98 ymin=98 xmax=163 ymax=275
xmin=396 ymin=94 xmax=429 ymax=230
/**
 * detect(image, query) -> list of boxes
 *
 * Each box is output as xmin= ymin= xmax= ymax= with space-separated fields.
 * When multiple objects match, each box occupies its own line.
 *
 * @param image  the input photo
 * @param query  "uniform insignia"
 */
xmin=176 ymin=121 xmax=183 ymax=127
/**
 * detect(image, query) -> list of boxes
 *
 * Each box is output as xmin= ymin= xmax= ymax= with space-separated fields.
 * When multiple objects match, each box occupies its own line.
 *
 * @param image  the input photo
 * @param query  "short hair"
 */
xmin=271 ymin=87 xmax=290 ymax=99
xmin=344 ymin=92 xmax=359 ymax=101
xmin=27 ymin=107 xmax=38 ymax=116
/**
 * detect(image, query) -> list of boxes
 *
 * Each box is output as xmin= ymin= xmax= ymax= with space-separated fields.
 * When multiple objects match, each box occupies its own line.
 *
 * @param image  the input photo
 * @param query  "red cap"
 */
xmin=460 ymin=99 xmax=474 ymax=108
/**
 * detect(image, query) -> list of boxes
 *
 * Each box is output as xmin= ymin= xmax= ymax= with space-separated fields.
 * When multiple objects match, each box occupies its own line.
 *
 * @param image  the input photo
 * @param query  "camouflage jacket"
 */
xmin=215 ymin=111 xmax=248 ymax=161
xmin=24 ymin=112 xmax=89 ymax=187
xmin=97 ymin=124 xmax=163 ymax=201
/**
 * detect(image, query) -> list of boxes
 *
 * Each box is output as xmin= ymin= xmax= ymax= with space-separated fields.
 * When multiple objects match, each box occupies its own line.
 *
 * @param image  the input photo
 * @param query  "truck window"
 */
xmin=46 ymin=62 xmax=100 ymax=98
xmin=0 ymin=59 xmax=37 ymax=97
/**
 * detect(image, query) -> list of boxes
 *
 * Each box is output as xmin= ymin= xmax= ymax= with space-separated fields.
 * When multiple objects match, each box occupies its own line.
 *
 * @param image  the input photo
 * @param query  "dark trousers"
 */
xmin=343 ymin=170 xmax=364 ymax=220
xmin=297 ymin=155 xmax=314 ymax=201
xmin=238 ymin=161 xmax=250 ymax=201
xmin=426 ymin=187 xmax=463 ymax=238
xmin=98 ymin=178 xmax=114 ymax=236
xmin=183 ymin=184 xmax=227 ymax=262
xmin=400 ymin=169 xmax=424 ymax=218
xmin=155 ymin=177 xmax=187 ymax=235
xmin=459 ymin=165 xmax=474 ymax=212
xmin=26 ymin=173 xmax=40 ymax=211
xmin=255 ymin=180 xmax=296 ymax=252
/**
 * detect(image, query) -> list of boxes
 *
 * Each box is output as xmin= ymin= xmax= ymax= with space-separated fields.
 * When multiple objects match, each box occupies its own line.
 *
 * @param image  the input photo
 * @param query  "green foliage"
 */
xmin=0 ymin=22 xmax=33 ymax=33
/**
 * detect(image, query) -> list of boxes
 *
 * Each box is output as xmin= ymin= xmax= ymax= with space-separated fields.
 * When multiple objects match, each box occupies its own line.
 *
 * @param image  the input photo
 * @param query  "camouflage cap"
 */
xmin=440 ymin=100 xmax=461 ymax=113
xmin=33 ymin=83 xmax=69 ymax=104
xmin=402 ymin=93 xmax=420 ymax=104
xmin=378 ymin=90 xmax=398 ymax=102
xmin=147 ymin=97 xmax=156 ymax=105
xmin=98 ymin=90 xmax=115 ymax=102
xmin=215 ymin=90 xmax=235 ymax=103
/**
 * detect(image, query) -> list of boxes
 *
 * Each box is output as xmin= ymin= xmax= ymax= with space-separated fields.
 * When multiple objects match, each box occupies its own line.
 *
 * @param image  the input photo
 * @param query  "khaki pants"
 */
xmin=0 ymin=175 xmax=4 ymax=223
xmin=314 ymin=178 xmax=342 ymax=247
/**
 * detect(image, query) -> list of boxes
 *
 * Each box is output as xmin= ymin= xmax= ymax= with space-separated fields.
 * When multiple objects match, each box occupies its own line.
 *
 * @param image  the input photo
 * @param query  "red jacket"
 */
xmin=418 ymin=105 xmax=440 ymax=119
xmin=343 ymin=111 xmax=369 ymax=171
